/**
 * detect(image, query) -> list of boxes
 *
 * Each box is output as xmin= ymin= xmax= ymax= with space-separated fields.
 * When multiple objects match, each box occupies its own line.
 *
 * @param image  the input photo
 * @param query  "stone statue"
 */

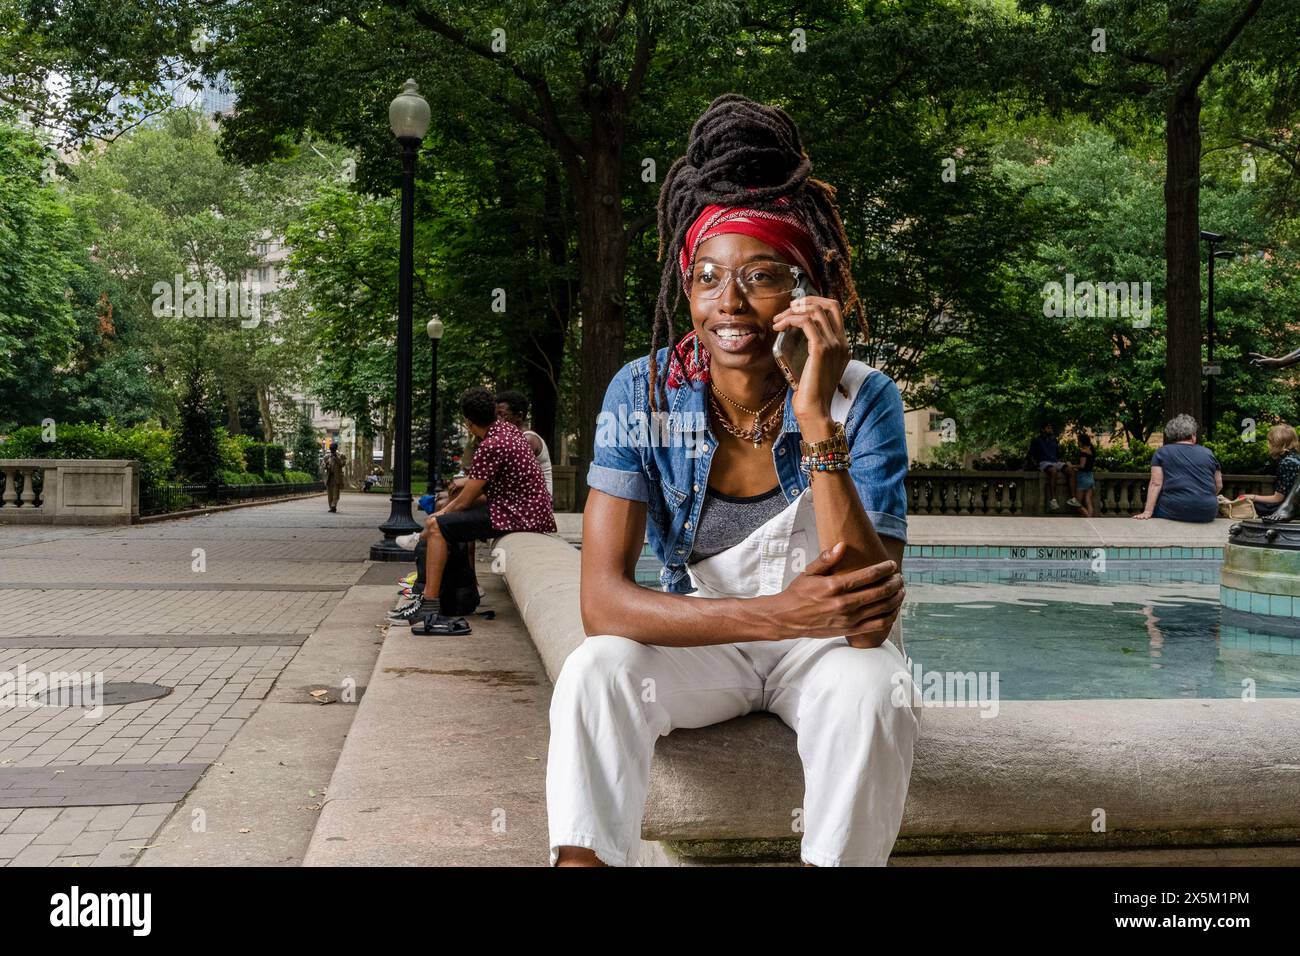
xmin=1249 ymin=348 xmax=1300 ymax=522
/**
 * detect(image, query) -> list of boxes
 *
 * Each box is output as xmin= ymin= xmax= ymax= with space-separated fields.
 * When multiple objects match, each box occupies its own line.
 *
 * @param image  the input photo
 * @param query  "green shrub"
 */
xmin=1205 ymin=425 xmax=1273 ymax=475
xmin=290 ymin=412 xmax=321 ymax=479
xmin=1094 ymin=441 xmax=1155 ymax=472
xmin=284 ymin=470 xmax=316 ymax=483
xmin=265 ymin=443 xmax=286 ymax=473
xmin=261 ymin=472 xmax=283 ymax=484
xmin=0 ymin=422 xmax=174 ymax=496
xmin=219 ymin=470 xmax=260 ymax=485
xmin=970 ymin=449 xmax=1031 ymax=470
xmin=173 ymin=368 xmax=221 ymax=483
xmin=216 ymin=428 xmax=247 ymax=473
xmin=242 ymin=443 xmax=266 ymax=475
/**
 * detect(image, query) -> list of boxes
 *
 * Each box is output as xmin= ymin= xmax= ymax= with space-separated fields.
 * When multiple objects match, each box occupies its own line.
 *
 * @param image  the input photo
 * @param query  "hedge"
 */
xmin=240 ymin=441 xmax=287 ymax=475
xmin=0 ymin=423 xmax=173 ymax=496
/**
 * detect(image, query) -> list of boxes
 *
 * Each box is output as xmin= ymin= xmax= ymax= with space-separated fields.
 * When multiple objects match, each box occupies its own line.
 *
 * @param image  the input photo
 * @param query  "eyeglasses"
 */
xmin=687 ymin=260 xmax=807 ymax=300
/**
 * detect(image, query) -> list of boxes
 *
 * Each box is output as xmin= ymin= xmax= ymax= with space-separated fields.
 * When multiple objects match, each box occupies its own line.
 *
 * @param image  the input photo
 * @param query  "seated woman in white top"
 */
xmin=495 ymin=390 xmax=553 ymax=496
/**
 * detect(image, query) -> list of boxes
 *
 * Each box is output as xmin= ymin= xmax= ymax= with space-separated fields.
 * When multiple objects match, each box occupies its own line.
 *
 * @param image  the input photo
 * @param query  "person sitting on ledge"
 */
xmin=1028 ymin=420 xmax=1077 ymax=512
xmin=546 ymin=94 xmax=916 ymax=869
xmin=1133 ymin=413 xmax=1222 ymax=522
xmin=390 ymin=386 xmax=556 ymax=633
xmin=1241 ymin=424 xmax=1300 ymax=519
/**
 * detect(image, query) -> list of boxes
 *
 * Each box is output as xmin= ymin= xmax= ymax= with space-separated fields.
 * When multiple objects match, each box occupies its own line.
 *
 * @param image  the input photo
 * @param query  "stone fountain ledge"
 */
xmin=498 ymin=529 xmax=1300 ymax=865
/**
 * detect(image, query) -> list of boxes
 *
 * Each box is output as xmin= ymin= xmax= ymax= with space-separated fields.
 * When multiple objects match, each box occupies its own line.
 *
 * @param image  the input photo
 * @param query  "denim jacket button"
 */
xmin=701 ymin=443 xmax=710 ymax=453
xmin=684 ymin=520 xmax=692 ymax=529
xmin=693 ymin=483 xmax=699 ymax=492
xmin=778 ymin=446 xmax=786 ymax=455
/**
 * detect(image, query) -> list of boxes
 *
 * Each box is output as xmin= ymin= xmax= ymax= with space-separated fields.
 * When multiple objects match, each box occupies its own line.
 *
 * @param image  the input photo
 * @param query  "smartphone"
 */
xmin=773 ymin=270 xmax=810 ymax=389
xmin=773 ymin=327 xmax=808 ymax=390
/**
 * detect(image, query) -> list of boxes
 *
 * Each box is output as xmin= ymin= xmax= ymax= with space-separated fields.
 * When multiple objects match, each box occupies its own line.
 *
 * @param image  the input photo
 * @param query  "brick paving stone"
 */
xmin=31 ymin=818 xmax=87 ymax=845
xmin=0 ymin=832 xmax=35 ymax=856
xmin=113 ymin=815 xmax=167 ymax=842
xmin=11 ymin=843 xmax=61 ymax=866
xmin=61 ymin=829 xmax=114 ymax=856
xmin=7 ymin=808 xmax=60 ymax=832
xmin=85 ymin=806 xmax=135 ymax=831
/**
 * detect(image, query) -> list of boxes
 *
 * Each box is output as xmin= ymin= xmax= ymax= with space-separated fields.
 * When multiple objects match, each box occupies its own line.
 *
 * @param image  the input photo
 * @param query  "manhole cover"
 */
xmin=34 ymin=681 xmax=173 ymax=707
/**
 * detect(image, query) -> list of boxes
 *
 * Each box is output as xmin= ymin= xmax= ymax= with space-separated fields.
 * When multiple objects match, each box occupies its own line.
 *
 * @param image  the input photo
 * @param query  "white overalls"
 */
xmin=546 ymin=397 xmax=923 ymax=866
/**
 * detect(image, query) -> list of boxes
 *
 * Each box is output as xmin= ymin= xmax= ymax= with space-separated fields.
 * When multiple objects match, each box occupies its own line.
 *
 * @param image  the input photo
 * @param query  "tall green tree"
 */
xmin=192 ymin=0 xmax=1043 ymax=505
xmin=0 ymin=122 xmax=97 ymax=425
xmin=0 ymin=0 xmax=196 ymax=147
xmin=65 ymin=109 xmax=331 ymax=436
xmin=1016 ymin=0 xmax=1300 ymax=426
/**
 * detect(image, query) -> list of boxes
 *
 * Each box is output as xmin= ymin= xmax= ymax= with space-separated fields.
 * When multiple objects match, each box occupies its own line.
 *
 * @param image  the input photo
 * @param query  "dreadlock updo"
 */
xmin=649 ymin=93 xmax=864 ymax=413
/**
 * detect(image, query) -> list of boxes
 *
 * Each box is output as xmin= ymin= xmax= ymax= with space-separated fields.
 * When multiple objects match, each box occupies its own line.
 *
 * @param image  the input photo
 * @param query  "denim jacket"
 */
xmin=587 ymin=347 xmax=909 ymax=593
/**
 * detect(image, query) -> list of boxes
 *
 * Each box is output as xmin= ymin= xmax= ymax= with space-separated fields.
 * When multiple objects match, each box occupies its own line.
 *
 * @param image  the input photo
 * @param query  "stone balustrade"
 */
xmin=906 ymin=469 xmax=1274 ymax=517
xmin=0 ymin=459 xmax=138 ymax=525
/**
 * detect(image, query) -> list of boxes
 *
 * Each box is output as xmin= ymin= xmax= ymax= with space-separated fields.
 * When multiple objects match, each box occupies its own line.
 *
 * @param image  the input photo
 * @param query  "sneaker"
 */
xmin=394 ymin=598 xmax=440 ymax=624
xmin=1066 ymin=497 xmax=1081 ymax=508
xmin=396 ymin=532 xmax=422 ymax=551
xmin=387 ymin=596 xmax=422 ymax=620
xmin=1048 ymin=499 xmax=1060 ymax=512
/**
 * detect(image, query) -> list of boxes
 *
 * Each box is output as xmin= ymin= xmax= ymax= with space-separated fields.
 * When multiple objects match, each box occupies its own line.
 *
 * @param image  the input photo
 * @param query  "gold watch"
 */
xmin=799 ymin=420 xmax=848 ymax=458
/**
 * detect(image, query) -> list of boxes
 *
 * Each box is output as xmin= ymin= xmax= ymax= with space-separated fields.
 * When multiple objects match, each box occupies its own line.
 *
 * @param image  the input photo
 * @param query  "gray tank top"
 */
xmin=688 ymin=485 xmax=788 ymax=563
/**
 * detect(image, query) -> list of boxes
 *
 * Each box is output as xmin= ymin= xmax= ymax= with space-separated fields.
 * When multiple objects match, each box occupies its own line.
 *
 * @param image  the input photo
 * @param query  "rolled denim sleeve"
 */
xmin=849 ymin=372 xmax=909 ymax=543
xmin=586 ymin=361 xmax=650 ymax=502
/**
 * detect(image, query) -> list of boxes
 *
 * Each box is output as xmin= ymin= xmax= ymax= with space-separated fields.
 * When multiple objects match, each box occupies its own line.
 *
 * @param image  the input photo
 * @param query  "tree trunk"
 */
xmin=352 ymin=428 xmax=368 ymax=487
xmin=570 ymin=132 xmax=629 ymax=510
xmin=224 ymin=390 xmax=241 ymax=435
xmin=256 ymin=387 xmax=275 ymax=441
xmin=527 ymin=169 xmax=574 ymax=457
xmin=1163 ymin=87 xmax=1203 ymax=433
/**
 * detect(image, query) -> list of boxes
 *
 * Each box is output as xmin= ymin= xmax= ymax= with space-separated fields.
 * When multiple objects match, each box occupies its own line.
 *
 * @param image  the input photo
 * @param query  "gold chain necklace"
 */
xmin=709 ymin=383 xmax=786 ymax=449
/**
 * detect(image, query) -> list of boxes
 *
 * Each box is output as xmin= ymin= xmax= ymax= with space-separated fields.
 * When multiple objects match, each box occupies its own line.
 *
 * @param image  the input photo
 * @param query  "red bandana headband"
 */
xmin=669 ymin=191 xmax=821 ymax=388
xmin=678 ymin=192 xmax=821 ymax=297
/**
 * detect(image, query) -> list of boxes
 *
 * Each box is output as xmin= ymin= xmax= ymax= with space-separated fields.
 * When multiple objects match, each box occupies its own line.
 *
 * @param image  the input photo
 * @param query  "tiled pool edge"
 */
xmin=905 ymin=544 xmax=1224 ymax=560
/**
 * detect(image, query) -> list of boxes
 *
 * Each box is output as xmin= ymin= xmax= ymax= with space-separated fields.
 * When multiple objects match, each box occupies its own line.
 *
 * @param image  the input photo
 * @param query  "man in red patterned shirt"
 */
xmin=394 ymin=387 xmax=555 ymax=633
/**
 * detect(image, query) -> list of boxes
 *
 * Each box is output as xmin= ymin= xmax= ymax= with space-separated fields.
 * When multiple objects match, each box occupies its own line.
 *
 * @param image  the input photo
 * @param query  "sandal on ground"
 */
xmin=411 ymin=613 xmax=472 ymax=636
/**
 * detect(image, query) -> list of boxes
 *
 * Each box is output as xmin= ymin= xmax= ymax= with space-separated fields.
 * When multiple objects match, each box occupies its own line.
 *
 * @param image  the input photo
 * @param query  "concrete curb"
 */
xmin=135 ymin=491 xmax=325 ymax=523
xmin=302 ymin=565 xmax=551 ymax=866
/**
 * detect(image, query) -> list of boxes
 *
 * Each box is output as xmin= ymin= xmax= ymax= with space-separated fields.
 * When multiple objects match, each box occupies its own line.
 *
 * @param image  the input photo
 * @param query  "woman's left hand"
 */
xmin=772 ymin=295 xmax=850 ymax=429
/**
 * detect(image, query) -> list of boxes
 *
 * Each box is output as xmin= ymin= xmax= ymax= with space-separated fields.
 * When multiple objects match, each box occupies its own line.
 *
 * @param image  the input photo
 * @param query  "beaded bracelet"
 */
xmin=800 ymin=451 xmax=850 ymax=475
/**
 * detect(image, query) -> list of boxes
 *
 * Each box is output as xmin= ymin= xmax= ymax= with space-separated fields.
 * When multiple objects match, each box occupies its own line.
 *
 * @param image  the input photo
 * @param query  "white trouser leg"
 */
xmin=545 ymin=634 xmax=763 ymax=866
xmin=765 ymin=636 xmax=920 ymax=866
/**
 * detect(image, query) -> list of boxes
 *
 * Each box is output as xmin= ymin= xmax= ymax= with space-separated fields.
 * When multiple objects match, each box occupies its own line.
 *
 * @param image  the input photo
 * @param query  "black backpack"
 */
xmin=438 ymin=540 xmax=480 ymax=616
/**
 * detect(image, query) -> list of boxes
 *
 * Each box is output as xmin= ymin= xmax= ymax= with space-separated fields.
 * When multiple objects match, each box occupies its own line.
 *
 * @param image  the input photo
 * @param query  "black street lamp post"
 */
xmin=426 ymin=315 xmax=444 ymax=494
xmin=1199 ymin=230 xmax=1236 ymax=440
xmin=371 ymin=79 xmax=431 ymax=561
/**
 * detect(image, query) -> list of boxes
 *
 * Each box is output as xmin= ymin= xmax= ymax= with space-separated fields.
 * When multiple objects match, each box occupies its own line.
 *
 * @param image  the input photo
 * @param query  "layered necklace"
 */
xmin=709 ymin=380 xmax=786 ymax=449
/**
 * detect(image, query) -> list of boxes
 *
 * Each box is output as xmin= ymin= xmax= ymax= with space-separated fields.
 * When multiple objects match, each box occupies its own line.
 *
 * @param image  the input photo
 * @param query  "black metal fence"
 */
xmin=139 ymin=480 xmax=325 ymax=517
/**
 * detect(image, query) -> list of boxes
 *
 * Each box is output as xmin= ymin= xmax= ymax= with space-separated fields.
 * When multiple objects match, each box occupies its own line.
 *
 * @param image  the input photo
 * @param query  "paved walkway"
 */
xmin=0 ymin=494 xmax=391 ymax=866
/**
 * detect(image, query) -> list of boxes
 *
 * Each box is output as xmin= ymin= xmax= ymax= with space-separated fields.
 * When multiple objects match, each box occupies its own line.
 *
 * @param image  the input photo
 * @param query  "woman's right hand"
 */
xmin=768 ymin=542 xmax=905 ymax=642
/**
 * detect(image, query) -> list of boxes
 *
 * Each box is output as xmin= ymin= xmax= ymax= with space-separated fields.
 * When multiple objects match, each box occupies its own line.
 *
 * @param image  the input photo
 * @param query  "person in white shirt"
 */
xmin=495 ymin=390 xmax=553 ymax=497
